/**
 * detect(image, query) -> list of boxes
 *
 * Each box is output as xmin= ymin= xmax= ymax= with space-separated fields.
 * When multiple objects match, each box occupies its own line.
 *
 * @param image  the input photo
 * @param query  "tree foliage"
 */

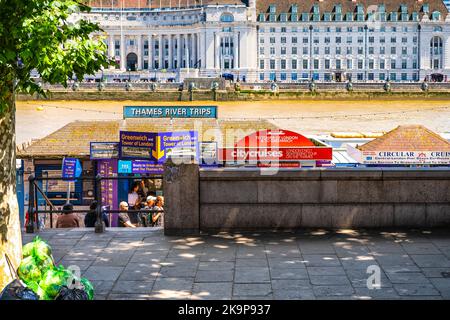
xmin=0 ymin=0 xmax=113 ymax=111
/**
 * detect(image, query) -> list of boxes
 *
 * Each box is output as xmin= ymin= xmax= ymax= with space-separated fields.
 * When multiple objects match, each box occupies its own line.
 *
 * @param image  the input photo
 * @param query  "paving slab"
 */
xmin=234 ymin=267 xmax=271 ymax=283
xmin=410 ymin=254 xmax=450 ymax=268
xmin=195 ymin=270 xmax=234 ymax=282
xmin=233 ymin=283 xmax=273 ymax=297
xmin=394 ymin=283 xmax=441 ymax=296
xmin=302 ymin=254 xmax=341 ymax=267
xmin=111 ymin=281 xmax=154 ymax=294
xmin=83 ymin=266 xmax=124 ymax=281
xmin=191 ymin=282 xmax=233 ymax=300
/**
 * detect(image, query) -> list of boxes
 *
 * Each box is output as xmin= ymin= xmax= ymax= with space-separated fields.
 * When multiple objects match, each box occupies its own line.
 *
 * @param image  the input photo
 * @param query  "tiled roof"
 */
xmin=358 ymin=125 xmax=450 ymax=151
xmin=18 ymin=119 xmax=278 ymax=159
xmin=85 ymin=0 xmax=246 ymax=9
xmin=257 ymin=0 xmax=448 ymax=17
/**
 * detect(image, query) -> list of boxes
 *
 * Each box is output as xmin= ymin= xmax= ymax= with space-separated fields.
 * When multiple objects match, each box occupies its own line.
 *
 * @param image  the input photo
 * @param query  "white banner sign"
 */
xmin=346 ymin=145 xmax=450 ymax=164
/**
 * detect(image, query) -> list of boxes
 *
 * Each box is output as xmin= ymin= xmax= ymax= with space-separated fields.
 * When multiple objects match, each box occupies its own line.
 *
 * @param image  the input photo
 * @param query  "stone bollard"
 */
xmin=125 ymin=82 xmax=133 ymax=91
xmin=97 ymin=82 xmax=105 ymax=91
xmin=346 ymin=80 xmax=353 ymax=92
xmin=149 ymin=82 xmax=157 ymax=92
xmin=309 ymin=79 xmax=317 ymax=93
xmin=211 ymin=81 xmax=219 ymax=101
xmin=421 ymin=81 xmax=429 ymax=92
xmin=72 ymin=82 xmax=79 ymax=91
xmin=163 ymin=160 xmax=200 ymax=235
xmin=384 ymin=79 xmax=391 ymax=92
xmin=188 ymin=82 xmax=196 ymax=101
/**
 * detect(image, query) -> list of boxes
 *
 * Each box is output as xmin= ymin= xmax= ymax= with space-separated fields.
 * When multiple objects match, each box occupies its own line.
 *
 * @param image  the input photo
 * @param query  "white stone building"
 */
xmin=82 ymin=0 xmax=450 ymax=82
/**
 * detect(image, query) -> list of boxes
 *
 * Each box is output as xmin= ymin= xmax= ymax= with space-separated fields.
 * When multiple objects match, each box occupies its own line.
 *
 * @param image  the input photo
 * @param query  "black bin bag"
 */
xmin=55 ymin=286 xmax=89 ymax=300
xmin=0 ymin=254 xmax=39 ymax=300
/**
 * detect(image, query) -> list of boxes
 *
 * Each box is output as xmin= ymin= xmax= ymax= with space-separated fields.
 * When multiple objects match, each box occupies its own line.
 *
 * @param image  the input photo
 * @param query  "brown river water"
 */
xmin=16 ymin=99 xmax=450 ymax=145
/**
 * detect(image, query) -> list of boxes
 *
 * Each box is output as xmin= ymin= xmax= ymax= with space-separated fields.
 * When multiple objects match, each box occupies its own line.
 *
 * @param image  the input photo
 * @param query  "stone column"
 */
xmin=120 ymin=33 xmax=126 ymax=71
xmin=163 ymin=163 xmax=200 ymax=235
xmin=233 ymin=32 xmax=239 ymax=70
xmin=109 ymin=35 xmax=115 ymax=69
xmin=158 ymin=34 xmax=163 ymax=69
xmin=137 ymin=34 xmax=142 ymax=70
xmin=185 ymin=34 xmax=190 ymax=68
xmin=168 ymin=34 xmax=173 ymax=69
xmin=214 ymin=33 xmax=220 ymax=69
xmin=196 ymin=33 xmax=201 ymax=68
xmin=148 ymin=34 xmax=153 ymax=70
xmin=177 ymin=34 xmax=182 ymax=69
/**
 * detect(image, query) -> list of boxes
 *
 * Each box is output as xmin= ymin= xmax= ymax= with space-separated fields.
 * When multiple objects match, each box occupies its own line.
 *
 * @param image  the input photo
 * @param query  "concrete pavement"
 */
xmin=22 ymin=228 xmax=450 ymax=300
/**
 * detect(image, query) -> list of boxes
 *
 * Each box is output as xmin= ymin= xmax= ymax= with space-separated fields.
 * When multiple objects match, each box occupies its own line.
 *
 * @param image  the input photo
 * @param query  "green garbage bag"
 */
xmin=22 ymin=242 xmax=35 ymax=258
xmin=17 ymin=256 xmax=42 ymax=285
xmin=26 ymin=281 xmax=51 ymax=300
xmin=80 ymin=278 xmax=94 ymax=300
xmin=22 ymin=236 xmax=53 ymax=266
xmin=39 ymin=265 xmax=73 ymax=299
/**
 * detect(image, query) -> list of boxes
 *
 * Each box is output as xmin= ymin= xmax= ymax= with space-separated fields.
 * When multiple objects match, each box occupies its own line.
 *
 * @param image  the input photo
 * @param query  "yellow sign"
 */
xmin=152 ymin=136 xmax=165 ymax=160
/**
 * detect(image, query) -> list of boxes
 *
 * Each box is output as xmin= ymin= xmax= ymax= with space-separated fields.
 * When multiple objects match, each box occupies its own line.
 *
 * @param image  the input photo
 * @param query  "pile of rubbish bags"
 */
xmin=1 ymin=236 xmax=94 ymax=300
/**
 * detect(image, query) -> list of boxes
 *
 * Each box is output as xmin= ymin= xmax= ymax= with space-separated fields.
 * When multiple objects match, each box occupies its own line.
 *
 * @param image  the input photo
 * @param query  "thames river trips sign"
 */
xmin=123 ymin=106 xmax=218 ymax=119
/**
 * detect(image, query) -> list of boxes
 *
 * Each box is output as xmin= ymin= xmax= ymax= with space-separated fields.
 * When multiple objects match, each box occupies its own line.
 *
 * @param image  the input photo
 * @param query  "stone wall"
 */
xmin=163 ymin=165 xmax=450 ymax=234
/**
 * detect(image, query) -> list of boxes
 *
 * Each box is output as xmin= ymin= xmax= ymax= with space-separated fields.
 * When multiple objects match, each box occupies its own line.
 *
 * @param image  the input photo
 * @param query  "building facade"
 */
xmin=81 ymin=0 xmax=450 ymax=82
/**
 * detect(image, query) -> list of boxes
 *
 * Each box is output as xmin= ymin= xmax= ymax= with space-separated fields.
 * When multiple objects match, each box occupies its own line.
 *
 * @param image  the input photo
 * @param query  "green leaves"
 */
xmin=0 ymin=0 xmax=113 ymax=104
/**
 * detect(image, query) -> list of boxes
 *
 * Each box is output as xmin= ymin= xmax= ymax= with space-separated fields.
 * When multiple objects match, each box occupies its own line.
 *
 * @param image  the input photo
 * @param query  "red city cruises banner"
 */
xmin=218 ymin=147 xmax=333 ymax=162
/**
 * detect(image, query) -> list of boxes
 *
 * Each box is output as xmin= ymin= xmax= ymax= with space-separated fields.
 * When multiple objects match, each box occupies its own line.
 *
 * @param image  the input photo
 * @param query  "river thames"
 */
xmin=16 ymin=99 xmax=450 ymax=145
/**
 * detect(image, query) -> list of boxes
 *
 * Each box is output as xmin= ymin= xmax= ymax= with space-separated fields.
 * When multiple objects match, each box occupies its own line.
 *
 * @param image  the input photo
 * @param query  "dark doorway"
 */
xmin=335 ymin=73 xmax=342 ymax=82
xmin=431 ymin=73 xmax=444 ymax=82
xmin=127 ymin=53 xmax=138 ymax=71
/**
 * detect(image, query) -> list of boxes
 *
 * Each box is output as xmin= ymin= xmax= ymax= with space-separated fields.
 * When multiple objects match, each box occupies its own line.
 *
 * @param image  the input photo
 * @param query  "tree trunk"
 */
xmin=0 ymin=78 xmax=22 ymax=291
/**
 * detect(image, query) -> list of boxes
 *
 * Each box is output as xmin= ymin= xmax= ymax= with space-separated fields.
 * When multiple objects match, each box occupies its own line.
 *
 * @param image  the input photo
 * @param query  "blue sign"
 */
xmin=118 ymin=160 xmax=164 ymax=174
xmin=62 ymin=158 xmax=82 ymax=179
xmin=119 ymin=131 xmax=157 ymax=160
xmin=123 ymin=106 xmax=217 ymax=119
xmin=155 ymin=131 xmax=199 ymax=163
xmin=120 ymin=130 xmax=199 ymax=163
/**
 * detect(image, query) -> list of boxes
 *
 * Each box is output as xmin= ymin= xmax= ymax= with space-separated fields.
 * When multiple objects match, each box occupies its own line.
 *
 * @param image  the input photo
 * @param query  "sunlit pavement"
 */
xmin=22 ymin=228 xmax=450 ymax=300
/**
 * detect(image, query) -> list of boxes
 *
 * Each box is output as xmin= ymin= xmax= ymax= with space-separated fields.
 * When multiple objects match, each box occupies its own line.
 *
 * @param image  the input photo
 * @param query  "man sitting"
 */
xmin=118 ymin=201 xmax=136 ymax=228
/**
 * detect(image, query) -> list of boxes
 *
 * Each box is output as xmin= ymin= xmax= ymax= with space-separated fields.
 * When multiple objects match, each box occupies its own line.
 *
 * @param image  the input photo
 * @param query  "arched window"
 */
xmin=220 ymin=13 xmax=234 ymax=23
xmin=430 ymin=36 xmax=443 ymax=69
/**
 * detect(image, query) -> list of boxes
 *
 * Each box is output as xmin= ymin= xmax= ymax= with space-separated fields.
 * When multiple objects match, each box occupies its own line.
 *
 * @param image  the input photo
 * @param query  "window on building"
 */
xmin=259 ymin=73 xmax=265 ymax=81
xmin=325 ymin=47 xmax=330 ymax=55
xmin=391 ymin=60 xmax=396 ymax=69
xmin=430 ymin=36 xmax=443 ymax=69
xmin=281 ymin=59 xmax=286 ymax=69
xmin=291 ymin=73 xmax=298 ymax=81
xmin=336 ymin=47 xmax=341 ymax=55
xmin=402 ymin=59 xmax=407 ymax=69
xmin=292 ymin=37 xmax=298 ymax=44
xmin=380 ymin=59 xmax=385 ymax=69
xmin=313 ymin=47 xmax=319 ymax=55
xmin=281 ymin=47 xmax=287 ymax=55
xmin=347 ymin=59 xmax=353 ymax=69
xmin=260 ymin=60 xmax=265 ymax=69
xmin=292 ymin=47 xmax=298 ymax=55
xmin=303 ymin=59 xmax=308 ymax=69
xmin=270 ymin=47 xmax=275 ymax=55
xmin=313 ymin=59 xmax=319 ymax=69
xmin=391 ymin=47 xmax=396 ymax=54
xmin=292 ymin=59 xmax=297 ymax=69
xmin=358 ymin=60 xmax=364 ymax=69
xmin=281 ymin=37 xmax=287 ymax=44
xmin=270 ymin=59 xmax=275 ymax=69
